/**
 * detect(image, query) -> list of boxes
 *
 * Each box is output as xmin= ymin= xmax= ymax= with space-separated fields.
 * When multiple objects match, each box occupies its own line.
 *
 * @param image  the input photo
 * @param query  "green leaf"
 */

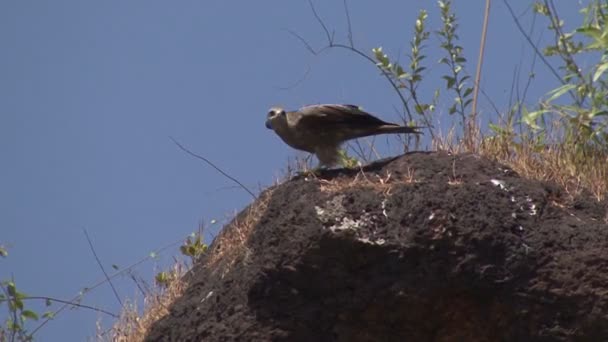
xmin=14 ymin=298 xmax=24 ymax=310
xmin=593 ymin=62 xmax=608 ymax=82
xmin=7 ymin=320 xmax=21 ymax=332
xmin=488 ymin=123 xmax=505 ymax=134
xmin=576 ymin=26 xmax=602 ymax=40
xmin=533 ymin=2 xmax=549 ymax=15
xmin=591 ymin=110 xmax=608 ymax=117
xmin=42 ymin=311 xmax=55 ymax=319
xmin=0 ymin=246 xmax=7 ymax=257
xmin=455 ymin=56 xmax=467 ymax=63
xmin=7 ymin=282 xmax=17 ymax=296
xmin=521 ymin=107 xmax=549 ymax=130
xmin=14 ymin=289 xmax=26 ymax=301
xmin=463 ymin=87 xmax=473 ymax=98
xmin=395 ymin=64 xmax=405 ymax=76
xmin=442 ymin=76 xmax=455 ymax=89
xmin=415 ymin=104 xmax=429 ymax=115
xmin=449 ymin=104 xmax=457 ymax=115
xmin=546 ymin=84 xmax=576 ymax=102
xmin=22 ymin=310 xmax=39 ymax=321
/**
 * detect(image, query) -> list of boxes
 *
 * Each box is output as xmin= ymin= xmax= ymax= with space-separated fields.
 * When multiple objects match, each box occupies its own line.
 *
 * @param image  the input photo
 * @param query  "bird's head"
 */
xmin=265 ymin=106 xmax=287 ymax=130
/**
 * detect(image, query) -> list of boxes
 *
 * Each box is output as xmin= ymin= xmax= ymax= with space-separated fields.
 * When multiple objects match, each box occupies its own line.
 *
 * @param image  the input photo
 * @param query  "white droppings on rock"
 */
xmin=529 ymin=204 xmax=537 ymax=216
xmin=525 ymin=196 xmax=538 ymax=216
xmin=490 ymin=179 xmax=509 ymax=191
xmin=381 ymin=198 xmax=389 ymax=218
xmin=329 ymin=212 xmax=373 ymax=232
xmin=357 ymin=237 xmax=386 ymax=245
xmin=315 ymin=195 xmax=347 ymax=224
xmin=200 ymin=291 xmax=214 ymax=303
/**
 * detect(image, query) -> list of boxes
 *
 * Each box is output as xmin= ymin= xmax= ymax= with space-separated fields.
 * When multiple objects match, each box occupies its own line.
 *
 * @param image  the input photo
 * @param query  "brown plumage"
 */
xmin=265 ymin=104 xmax=422 ymax=167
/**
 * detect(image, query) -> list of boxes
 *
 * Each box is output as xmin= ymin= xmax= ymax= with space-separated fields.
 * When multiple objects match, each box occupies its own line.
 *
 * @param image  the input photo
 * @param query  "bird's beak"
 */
xmin=265 ymin=119 xmax=272 ymax=129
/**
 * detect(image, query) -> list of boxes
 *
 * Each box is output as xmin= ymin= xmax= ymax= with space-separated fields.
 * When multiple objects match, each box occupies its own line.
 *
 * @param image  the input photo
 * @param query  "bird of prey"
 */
xmin=265 ymin=104 xmax=422 ymax=167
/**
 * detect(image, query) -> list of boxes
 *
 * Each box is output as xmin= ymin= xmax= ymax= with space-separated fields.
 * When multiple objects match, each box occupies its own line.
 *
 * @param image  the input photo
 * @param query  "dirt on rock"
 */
xmin=145 ymin=152 xmax=608 ymax=342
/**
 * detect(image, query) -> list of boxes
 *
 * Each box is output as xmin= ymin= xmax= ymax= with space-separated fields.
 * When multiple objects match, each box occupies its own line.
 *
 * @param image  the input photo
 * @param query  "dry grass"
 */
xmin=315 ymin=169 xmax=399 ymax=195
xmin=204 ymin=189 xmax=273 ymax=274
xmin=99 ymin=263 xmax=188 ymax=342
xmin=433 ymin=125 xmax=608 ymax=202
xmin=477 ymin=135 xmax=607 ymax=202
xmin=101 ymin=189 xmax=273 ymax=342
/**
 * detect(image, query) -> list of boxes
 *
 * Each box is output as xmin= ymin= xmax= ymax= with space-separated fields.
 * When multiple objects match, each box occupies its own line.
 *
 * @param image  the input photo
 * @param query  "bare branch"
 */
xmin=289 ymin=0 xmax=436 ymax=151
xmin=22 ymin=296 xmax=118 ymax=318
xmin=343 ymin=0 xmax=354 ymax=47
xmin=170 ymin=136 xmax=256 ymax=199
xmin=274 ymin=63 xmax=312 ymax=91
xmin=31 ymin=238 xmax=183 ymax=336
xmin=519 ymin=36 xmax=540 ymax=122
xmin=309 ymin=0 xmax=332 ymax=44
xmin=544 ymin=0 xmax=586 ymax=106
xmin=479 ymin=87 xmax=501 ymax=118
xmin=502 ymin=0 xmax=566 ymax=87
xmin=471 ymin=0 xmax=491 ymax=129
xmin=285 ymin=29 xmax=319 ymax=55
xmin=84 ymin=229 xmax=123 ymax=308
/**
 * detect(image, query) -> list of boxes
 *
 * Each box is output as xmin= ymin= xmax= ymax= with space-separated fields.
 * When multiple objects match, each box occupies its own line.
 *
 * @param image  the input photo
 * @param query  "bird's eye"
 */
xmin=279 ymin=110 xmax=286 ymax=116
xmin=268 ymin=110 xmax=275 ymax=117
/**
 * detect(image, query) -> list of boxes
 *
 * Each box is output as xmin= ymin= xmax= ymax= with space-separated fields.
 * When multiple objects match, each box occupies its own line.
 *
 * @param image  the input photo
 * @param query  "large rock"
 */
xmin=146 ymin=152 xmax=608 ymax=341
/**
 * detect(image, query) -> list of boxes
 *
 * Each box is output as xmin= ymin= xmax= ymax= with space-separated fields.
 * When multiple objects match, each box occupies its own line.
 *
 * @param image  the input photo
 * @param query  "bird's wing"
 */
xmin=295 ymin=104 xmax=394 ymax=131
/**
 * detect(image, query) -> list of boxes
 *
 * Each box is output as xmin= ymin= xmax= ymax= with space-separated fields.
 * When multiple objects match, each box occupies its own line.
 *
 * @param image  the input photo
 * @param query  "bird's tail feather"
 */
xmin=376 ymin=125 xmax=423 ymax=135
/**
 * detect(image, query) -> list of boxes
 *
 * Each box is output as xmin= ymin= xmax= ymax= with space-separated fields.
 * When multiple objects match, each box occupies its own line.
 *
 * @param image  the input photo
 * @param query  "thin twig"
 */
xmin=363 ymin=137 xmax=382 ymax=161
xmin=509 ymin=64 xmax=519 ymax=116
xmin=348 ymin=141 xmax=367 ymax=163
xmin=479 ymin=87 xmax=501 ymax=117
xmin=471 ymin=0 xmax=491 ymax=129
xmin=544 ymin=0 xmax=586 ymax=106
xmin=520 ymin=9 xmax=541 ymax=111
xmin=520 ymin=36 xmax=540 ymax=113
xmin=170 ymin=136 xmax=256 ymax=199
xmin=285 ymin=29 xmax=318 ymax=55
xmin=302 ymin=0 xmax=414 ymax=123
xmin=84 ymin=229 xmax=123 ymax=308
xmin=343 ymin=0 xmax=354 ymax=47
xmin=22 ymin=296 xmax=118 ymax=318
xmin=309 ymin=0 xmax=332 ymax=44
xmin=502 ymin=0 xmax=566 ymax=87
xmin=274 ymin=62 xmax=312 ymax=90
xmin=31 ymin=238 xmax=182 ymax=336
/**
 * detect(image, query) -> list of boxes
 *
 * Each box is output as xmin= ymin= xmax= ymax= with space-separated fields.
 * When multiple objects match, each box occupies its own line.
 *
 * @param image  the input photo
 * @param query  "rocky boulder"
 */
xmin=146 ymin=152 xmax=608 ymax=341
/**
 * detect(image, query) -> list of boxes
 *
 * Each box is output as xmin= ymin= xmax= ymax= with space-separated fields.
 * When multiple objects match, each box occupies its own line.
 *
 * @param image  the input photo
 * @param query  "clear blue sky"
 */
xmin=1 ymin=1 xmax=587 ymax=340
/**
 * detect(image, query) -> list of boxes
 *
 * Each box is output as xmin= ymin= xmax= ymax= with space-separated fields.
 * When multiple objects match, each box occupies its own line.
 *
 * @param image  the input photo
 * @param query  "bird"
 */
xmin=265 ymin=104 xmax=422 ymax=167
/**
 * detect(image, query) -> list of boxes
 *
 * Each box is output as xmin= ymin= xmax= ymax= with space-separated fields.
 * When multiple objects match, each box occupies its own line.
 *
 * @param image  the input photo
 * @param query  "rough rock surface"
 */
xmin=146 ymin=152 xmax=608 ymax=341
